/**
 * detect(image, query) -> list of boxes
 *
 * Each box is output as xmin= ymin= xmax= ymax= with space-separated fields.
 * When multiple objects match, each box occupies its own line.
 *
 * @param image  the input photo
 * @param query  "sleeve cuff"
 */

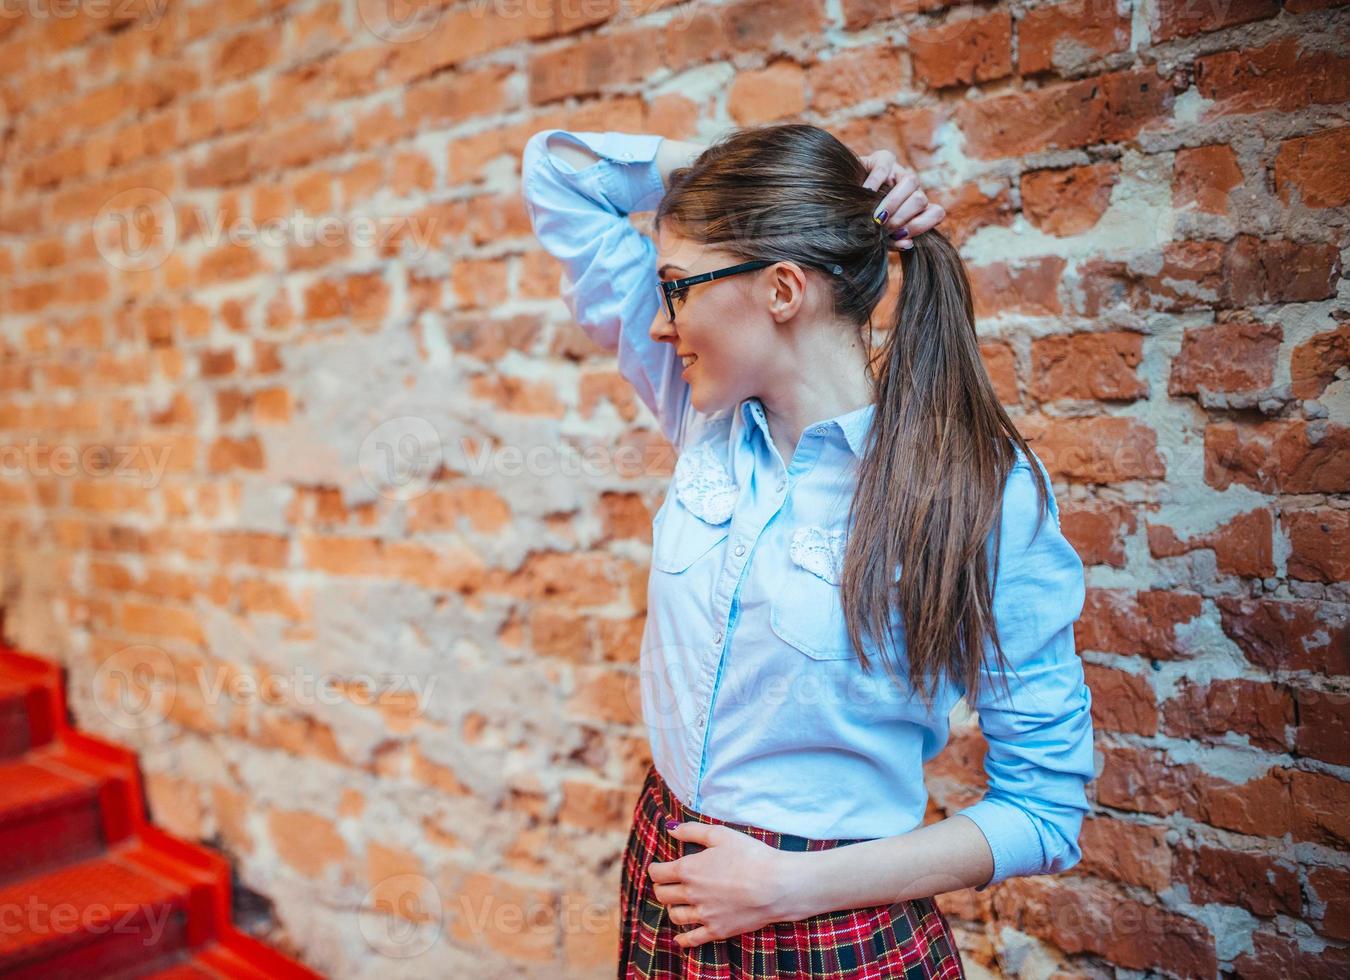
xmin=533 ymin=130 xmax=666 ymax=214
xmin=955 ymin=796 xmax=1046 ymax=891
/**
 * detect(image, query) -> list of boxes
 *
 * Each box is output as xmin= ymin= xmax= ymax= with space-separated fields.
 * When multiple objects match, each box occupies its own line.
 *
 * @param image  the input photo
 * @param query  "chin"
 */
xmin=690 ymin=389 xmax=738 ymax=416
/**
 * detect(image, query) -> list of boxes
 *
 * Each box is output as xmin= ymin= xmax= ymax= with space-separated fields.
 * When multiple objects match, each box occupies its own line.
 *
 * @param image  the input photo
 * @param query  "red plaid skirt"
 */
xmin=618 ymin=763 xmax=967 ymax=979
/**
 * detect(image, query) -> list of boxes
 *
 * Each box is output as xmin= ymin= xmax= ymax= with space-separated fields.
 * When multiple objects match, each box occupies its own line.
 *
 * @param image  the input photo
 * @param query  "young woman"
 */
xmin=520 ymin=124 xmax=1095 ymax=979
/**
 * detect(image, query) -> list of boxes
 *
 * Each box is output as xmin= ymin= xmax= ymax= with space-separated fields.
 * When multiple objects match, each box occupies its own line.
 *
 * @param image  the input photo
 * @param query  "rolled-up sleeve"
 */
xmin=955 ymin=449 xmax=1096 ymax=891
xmin=520 ymin=129 xmax=691 ymax=449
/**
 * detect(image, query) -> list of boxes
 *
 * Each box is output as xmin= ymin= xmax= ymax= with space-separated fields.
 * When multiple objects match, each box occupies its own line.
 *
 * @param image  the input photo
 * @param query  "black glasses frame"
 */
xmin=656 ymin=258 xmax=848 ymax=323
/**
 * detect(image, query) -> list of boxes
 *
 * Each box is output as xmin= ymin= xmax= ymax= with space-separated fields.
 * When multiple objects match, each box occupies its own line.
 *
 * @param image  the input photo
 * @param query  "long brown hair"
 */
xmin=654 ymin=123 xmax=1052 ymax=712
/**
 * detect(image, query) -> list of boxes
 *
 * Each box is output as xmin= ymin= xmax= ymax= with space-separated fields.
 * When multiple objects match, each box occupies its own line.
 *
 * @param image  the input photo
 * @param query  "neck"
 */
xmin=757 ymin=332 xmax=874 ymax=460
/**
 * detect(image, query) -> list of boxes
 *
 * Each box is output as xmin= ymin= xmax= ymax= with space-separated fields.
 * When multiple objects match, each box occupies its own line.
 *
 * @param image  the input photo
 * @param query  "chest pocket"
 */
xmin=651 ymin=441 xmax=736 ymax=574
xmin=769 ymin=524 xmax=858 ymax=661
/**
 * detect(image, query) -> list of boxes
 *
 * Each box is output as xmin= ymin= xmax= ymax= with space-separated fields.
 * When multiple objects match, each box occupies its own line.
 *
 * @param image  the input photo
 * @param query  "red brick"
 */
xmin=927 ymin=176 xmax=1016 ymax=247
xmin=1084 ymin=662 xmax=1158 ymax=735
xmin=842 ymin=0 xmax=953 ymax=30
xmin=1204 ymin=421 xmax=1350 ymax=494
xmin=1223 ymin=235 xmax=1341 ymax=305
xmin=527 ymin=29 xmax=654 ymax=105
xmin=1274 ymin=127 xmax=1350 ymax=208
xmin=1290 ymin=321 xmax=1350 ymax=400
xmin=1168 ymin=315 xmax=1281 ymax=396
xmin=1151 ymin=0 xmax=1280 ymax=43
xmin=1217 ymin=597 xmax=1350 ymax=676
xmin=1295 ymin=688 xmax=1350 ymax=766
xmin=909 ymin=10 xmax=1012 ymax=89
xmin=1146 ymin=509 xmax=1275 ymax=578
xmin=1020 ymin=162 xmax=1118 ymax=236
xmin=1191 ymin=767 xmax=1295 ymax=837
xmin=1077 ymin=816 xmax=1171 ymax=892
xmin=1030 ymin=331 xmax=1145 ymax=402
xmin=1282 ymin=508 xmax=1350 ymax=584
xmin=1306 ymin=865 xmax=1350 ymax=941
xmin=806 ymin=45 xmax=905 ymax=113
xmin=1060 ymin=501 xmax=1137 ymax=568
xmin=1017 ymin=0 xmax=1131 ymax=75
xmin=207 ymin=435 xmax=264 ymax=473
xmin=1290 ymin=769 xmax=1350 ymax=849
xmin=1161 ymin=677 xmax=1293 ymax=752
xmin=970 ymin=256 xmax=1066 ymax=317
xmin=1171 ymin=143 xmax=1242 ymax=214
xmin=729 ymin=61 xmax=808 ymax=124
xmin=1194 ymin=38 xmax=1350 ymax=117
xmin=991 ymin=876 xmax=1217 ymax=978
xmin=1232 ymin=929 xmax=1350 ymax=977
xmin=979 ymin=340 xmax=1018 ymax=404
xmin=1078 ymin=589 xmax=1203 ymax=660
xmin=956 ymin=67 xmax=1172 ymax=160
xmin=1019 ymin=416 xmax=1165 ymax=484
xmin=663 ymin=0 xmax=827 ymax=77
xmin=1175 ymin=843 xmax=1300 ymax=918
xmin=405 ymin=64 xmax=512 ymax=131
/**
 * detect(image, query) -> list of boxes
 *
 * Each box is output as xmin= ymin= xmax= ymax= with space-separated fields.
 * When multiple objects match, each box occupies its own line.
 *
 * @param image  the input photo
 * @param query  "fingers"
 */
xmin=895 ymin=202 xmax=946 ymax=243
xmin=674 ymin=924 xmax=715 ymax=948
xmin=647 ymin=859 xmax=681 ymax=883
xmin=667 ymin=902 xmax=701 ymax=926
xmin=651 ymin=882 xmax=691 ymax=905
xmin=859 ymin=149 xmax=896 ymax=191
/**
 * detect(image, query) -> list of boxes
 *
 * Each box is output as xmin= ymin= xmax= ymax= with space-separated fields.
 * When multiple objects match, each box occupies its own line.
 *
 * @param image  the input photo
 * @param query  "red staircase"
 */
xmin=0 ymin=644 xmax=324 ymax=979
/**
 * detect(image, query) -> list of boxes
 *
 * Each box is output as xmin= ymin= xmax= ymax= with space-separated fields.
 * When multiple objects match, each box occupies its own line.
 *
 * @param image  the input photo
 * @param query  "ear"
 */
xmin=766 ymin=261 xmax=809 ymax=322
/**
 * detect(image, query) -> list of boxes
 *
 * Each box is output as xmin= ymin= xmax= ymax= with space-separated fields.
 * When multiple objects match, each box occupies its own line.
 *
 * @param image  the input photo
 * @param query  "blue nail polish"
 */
xmin=891 ymin=226 xmax=908 ymax=239
xmin=875 ymin=209 xmax=888 ymax=223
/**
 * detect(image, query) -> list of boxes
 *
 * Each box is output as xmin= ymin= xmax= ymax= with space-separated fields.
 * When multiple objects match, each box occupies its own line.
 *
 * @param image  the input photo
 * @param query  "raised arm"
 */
xmin=520 ymin=129 xmax=706 ymax=450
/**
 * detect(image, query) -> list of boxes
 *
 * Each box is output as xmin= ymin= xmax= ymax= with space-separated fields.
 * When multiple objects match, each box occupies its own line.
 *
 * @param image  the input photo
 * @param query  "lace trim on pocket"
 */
xmin=789 ymin=525 xmax=846 ymax=586
xmin=673 ymin=442 xmax=737 ymax=525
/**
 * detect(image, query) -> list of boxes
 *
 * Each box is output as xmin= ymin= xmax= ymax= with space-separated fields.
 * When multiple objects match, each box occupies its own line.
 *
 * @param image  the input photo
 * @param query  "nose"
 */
xmin=649 ymin=309 xmax=678 ymax=345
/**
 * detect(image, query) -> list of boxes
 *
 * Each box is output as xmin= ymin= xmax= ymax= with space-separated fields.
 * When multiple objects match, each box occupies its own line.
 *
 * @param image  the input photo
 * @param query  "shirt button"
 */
xmin=696 ymin=712 xmax=707 ymax=727
xmin=734 ymin=544 xmax=746 ymax=557
xmin=813 ymin=425 xmax=828 ymax=436
xmin=713 ymin=631 xmax=723 ymax=646
xmin=776 ymin=479 xmax=786 ymax=492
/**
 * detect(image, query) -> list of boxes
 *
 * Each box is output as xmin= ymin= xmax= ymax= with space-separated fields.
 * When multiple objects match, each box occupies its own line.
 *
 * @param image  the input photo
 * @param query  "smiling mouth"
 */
xmin=680 ymin=354 xmax=698 ymax=368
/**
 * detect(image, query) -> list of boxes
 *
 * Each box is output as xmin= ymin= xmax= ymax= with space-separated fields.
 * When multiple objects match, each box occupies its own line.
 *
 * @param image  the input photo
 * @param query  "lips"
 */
xmin=680 ymin=353 xmax=698 ymax=369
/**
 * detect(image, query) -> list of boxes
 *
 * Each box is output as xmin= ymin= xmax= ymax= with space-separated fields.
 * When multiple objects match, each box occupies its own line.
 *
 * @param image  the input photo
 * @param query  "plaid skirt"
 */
xmin=618 ymin=763 xmax=966 ymax=979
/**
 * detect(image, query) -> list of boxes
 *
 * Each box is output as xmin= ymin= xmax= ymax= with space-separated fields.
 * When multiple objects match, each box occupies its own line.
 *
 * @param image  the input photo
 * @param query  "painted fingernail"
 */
xmin=666 ymin=818 xmax=680 ymax=831
xmin=874 ymin=209 xmax=887 ymax=223
xmin=890 ymin=226 xmax=909 ymax=239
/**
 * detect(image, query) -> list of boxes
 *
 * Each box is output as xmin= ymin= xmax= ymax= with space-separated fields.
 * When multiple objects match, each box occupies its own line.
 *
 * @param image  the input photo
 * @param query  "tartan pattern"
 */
xmin=619 ymin=763 xmax=967 ymax=979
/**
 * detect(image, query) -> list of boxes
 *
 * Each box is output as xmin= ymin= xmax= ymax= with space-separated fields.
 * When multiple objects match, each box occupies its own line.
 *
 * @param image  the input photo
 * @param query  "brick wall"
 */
xmin=0 ymin=0 xmax=1346 ymax=976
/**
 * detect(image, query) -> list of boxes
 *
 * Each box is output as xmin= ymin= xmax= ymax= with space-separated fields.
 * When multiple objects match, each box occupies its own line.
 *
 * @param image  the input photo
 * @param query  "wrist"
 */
xmin=773 ymin=848 xmax=828 ymax=923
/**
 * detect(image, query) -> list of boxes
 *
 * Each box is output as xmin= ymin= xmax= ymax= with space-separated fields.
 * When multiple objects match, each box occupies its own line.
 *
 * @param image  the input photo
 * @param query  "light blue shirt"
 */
xmin=520 ymin=128 xmax=1096 ymax=890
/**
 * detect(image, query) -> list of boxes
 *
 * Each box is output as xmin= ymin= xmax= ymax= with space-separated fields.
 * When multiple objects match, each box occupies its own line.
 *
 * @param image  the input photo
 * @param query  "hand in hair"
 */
xmin=858 ymin=149 xmax=946 ymax=251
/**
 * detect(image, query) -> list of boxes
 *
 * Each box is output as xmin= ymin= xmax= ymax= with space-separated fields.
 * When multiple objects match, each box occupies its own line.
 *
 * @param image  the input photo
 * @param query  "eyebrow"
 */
xmin=658 ymin=264 xmax=687 ymax=278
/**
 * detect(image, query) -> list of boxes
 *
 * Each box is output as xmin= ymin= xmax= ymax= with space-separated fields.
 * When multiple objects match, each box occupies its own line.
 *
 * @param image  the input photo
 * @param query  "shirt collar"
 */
xmin=740 ymin=398 xmax=876 ymax=458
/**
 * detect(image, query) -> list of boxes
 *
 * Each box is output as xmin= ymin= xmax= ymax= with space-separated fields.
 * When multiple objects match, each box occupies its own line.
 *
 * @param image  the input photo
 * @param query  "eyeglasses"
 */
xmin=654 ymin=258 xmax=848 ymax=324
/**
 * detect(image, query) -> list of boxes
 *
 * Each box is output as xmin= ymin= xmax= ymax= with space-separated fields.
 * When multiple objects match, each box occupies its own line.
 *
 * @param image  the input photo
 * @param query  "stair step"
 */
xmin=116 ymin=938 xmax=302 ymax=979
xmin=0 ymin=750 xmax=104 ymax=883
xmin=134 ymin=962 xmax=219 ymax=979
xmin=0 ymin=675 xmax=35 ymax=759
xmin=0 ymin=645 xmax=322 ymax=978
xmin=0 ymin=847 xmax=192 ymax=978
xmin=0 ymin=650 xmax=62 ymax=757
